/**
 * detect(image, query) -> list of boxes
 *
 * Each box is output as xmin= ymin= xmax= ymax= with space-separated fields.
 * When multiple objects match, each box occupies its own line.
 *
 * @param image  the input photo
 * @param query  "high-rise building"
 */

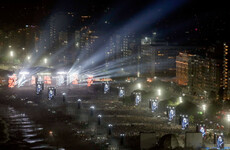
xmin=49 ymin=12 xmax=77 ymax=52
xmin=188 ymin=54 xmax=222 ymax=100
xmin=140 ymin=37 xmax=155 ymax=77
xmin=104 ymin=33 xmax=140 ymax=76
xmin=59 ymin=31 xmax=68 ymax=47
xmin=223 ymin=42 xmax=230 ymax=100
xmin=176 ymin=52 xmax=194 ymax=85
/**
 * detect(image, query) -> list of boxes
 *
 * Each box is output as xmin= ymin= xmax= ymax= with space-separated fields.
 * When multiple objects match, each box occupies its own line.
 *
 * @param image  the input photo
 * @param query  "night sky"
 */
xmin=0 ymin=0 xmax=229 ymax=43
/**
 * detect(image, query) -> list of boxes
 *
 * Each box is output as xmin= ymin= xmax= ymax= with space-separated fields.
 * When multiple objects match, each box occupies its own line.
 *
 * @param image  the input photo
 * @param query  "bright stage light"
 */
xmin=57 ymin=72 xmax=67 ymax=75
xmin=19 ymin=71 xmax=30 ymax=75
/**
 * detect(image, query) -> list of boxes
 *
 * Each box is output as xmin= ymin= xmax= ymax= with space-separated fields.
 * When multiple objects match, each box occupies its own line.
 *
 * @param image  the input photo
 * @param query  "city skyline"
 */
xmin=0 ymin=1 xmax=230 ymax=150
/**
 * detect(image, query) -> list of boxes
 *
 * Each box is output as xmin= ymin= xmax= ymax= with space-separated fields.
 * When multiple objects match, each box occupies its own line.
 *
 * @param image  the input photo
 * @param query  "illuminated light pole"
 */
xmin=98 ymin=114 xmax=102 ymax=125
xmin=179 ymin=97 xmax=183 ymax=103
xmin=202 ymin=104 xmax=206 ymax=117
xmin=27 ymin=55 xmax=31 ymax=61
xmin=62 ymin=93 xmax=66 ymax=102
xmin=44 ymin=58 xmax=47 ymax=64
xmin=157 ymin=89 xmax=161 ymax=96
xmin=120 ymin=134 xmax=125 ymax=145
xmin=137 ymin=83 xmax=141 ymax=89
xmin=90 ymin=106 xmax=95 ymax=116
xmin=10 ymin=51 xmax=14 ymax=64
xmin=108 ymin=124 xmax=113 ymax=135
xmin=10 ymin=51 xmax=14 ymax=57
xmin=227 ymin=114 xmax=230 ymax=133
xmin=77 ymin=99 xmax=81 ymax=109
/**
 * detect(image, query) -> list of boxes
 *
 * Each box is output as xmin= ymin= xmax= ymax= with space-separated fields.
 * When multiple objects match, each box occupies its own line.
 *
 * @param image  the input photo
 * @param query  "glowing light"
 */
xmin=71 ymin=74 xmax=78 ymax=85
xmin=10 ymin=51 xmax=14 ymax=57
xmin=31 ymin=76 xmax=36 ymax=85
xmin=137 ymin=83 xmax=141 ymax=89
xmin=27 ymin=56 xmax=31 ymax=60
xmin=87 ymin=76 xmax=94 ymax=87
xmin=44 ymin=58 xmax=47 ymax=64
xmin=19 ymin=71 xmax=29 ymax=75
xmin=49 ymin=131 xmax=53 ymax=136
xmin=179 ymin=97 xmax=183 ymax=103
xmin=227 ymin=114 xmax=230 ymax=122
xmin=202 ymin=104 xmax=206 ymax=112
xmin=44 ymin=76 xmax=51 ymax=84
xmin=57 ymin=72 xmax=67 ymax=75
xmin=8 ymin=74 xmax=17 ymax=88
xmin=157 ymin=89 xmax=161 ymax=96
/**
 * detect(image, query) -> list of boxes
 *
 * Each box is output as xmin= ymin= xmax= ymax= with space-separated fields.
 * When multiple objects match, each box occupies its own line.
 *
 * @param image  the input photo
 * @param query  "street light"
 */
xmin=108 ymin=124 xmax=113 ymax=135
xmin=90 ymin=106 xmax=95 ymax=116
xmin=27 ymin=55 xmax=31 ymax=60
xmin=77 ymin=99 xmax=81 ymax=109
xmin=157 ymin=89 xmax=161 ymax=96
xmin=98 ymin=114 xmax=102 ymax=125
xmin=44 ymin=58 xmax=47 ymax=64
xmin=9 ymin=51 xmax=14 ymax=64
xmin=202 ymin=104 xmax=206 ymax=112
xmin=202 ymin=104 xmax=206 ymax=116
xmin=227 ymin=114 xmax=230 ymax=133
xmin=137 ymin=83 xmax=141 ymax=89
xmin=179 ymin=97 xmax=183 ymax=103
xmin=10 ymin=51 xmax=14 ymax=57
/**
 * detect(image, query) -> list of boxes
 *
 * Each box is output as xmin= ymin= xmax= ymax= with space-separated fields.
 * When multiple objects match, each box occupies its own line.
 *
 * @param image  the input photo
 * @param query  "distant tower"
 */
xmin=223 ymin=42 xmax=229 ymax=100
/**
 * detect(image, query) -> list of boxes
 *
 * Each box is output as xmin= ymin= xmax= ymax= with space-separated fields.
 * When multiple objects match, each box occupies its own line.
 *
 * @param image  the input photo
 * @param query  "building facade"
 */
xmin=188 ymin=55 xmax=222 ymax=100
xmin=176 ymin=52 xmax=194 ymax=85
